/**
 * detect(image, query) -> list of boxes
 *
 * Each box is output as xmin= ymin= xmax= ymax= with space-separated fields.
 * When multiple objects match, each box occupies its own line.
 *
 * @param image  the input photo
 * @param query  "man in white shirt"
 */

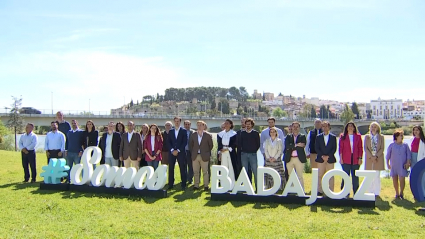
xmin=100 ymin=122 xmax=121 ymax=167
xmin=19 ymin=123 xmax=38 ymax=182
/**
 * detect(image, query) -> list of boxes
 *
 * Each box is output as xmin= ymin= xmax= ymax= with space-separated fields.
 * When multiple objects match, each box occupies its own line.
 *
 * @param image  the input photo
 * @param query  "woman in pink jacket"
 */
xmin=143 ymin=124 xmax=163 ymax=170
xmin=339 ymin=122 xmax=363 ymax=196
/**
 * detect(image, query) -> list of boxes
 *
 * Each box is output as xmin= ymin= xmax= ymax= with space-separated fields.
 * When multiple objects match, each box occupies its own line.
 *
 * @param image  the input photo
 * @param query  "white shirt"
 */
xmin=175 ymin=127 xmax=180 ymax=139
xmin=105 ymin=133 xmax=113 ymax=158
xmin=128 ymin=130 xmax=134 ymax=143
xmin=151 ymin=135 xmax=155 ymax=152
xmin=349 ymin=134 xmax=354 ymax=153
xmin=19 ymin=132 xmax=38 ymax=151
xmin=218 ymin=130 xmax=237 ymax=152
xmin=323 ymin=133 xmax=330 ymax=146
xmin=197 ymin=132 xmax=203 ymax=153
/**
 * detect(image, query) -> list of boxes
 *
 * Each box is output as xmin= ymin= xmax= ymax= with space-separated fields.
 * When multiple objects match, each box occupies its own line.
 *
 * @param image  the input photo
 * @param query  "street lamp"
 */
xmin=51 ymin=92 xmax=53 ymax=115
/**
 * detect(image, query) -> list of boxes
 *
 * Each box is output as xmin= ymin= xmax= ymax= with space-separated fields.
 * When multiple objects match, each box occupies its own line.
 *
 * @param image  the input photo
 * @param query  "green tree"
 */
xmin=130 ymin=99 xmax=134 ymax=107
xmin=0 ymin=120 xmax=9 ymax=144
xmin=310 ymin=106 xmax=317 ymax=118
xmin=272 ymin=107 xmax=287 ymax=118
xmin=7 ymin=96 xmax=25 ymax=151
xmin=237 ymin=106 xmax=244 ymax=115
xmin=210 ymin=99 xmax=216 ymax=109
xmin=351 ymin=102 xmax=360 ymax=119
xmin=218 ymin=99 xmax=230 ymax=114
xmin=340 ymin=104 xmax=355 ymax=125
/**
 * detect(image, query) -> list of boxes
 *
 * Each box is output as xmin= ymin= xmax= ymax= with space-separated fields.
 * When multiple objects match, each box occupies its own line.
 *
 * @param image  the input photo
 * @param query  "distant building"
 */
xmin=253 ymin=90 xmax=262 ymax=100
xmin=370 ymin=98 xmax=403 ymax=119
xmin=263 ymin=92 xmax=274 ymax=101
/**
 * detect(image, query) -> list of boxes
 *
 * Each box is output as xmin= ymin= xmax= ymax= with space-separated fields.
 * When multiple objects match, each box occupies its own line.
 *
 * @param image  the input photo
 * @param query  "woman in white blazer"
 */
xmin=410 ymin=126 xmax=425 ymax=170
xmin=264 ymin=127 xmax=286 ymax=190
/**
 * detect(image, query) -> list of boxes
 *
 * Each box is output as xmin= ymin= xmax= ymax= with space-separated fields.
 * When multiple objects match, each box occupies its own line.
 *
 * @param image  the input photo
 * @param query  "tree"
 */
xmin=130 ymin=99 xmax=134 ymax=107
xmin=351 ymin=102 xmax=360 ymax=119
xmin=272 ymin=107 xmax=288 ymax=118
xmin=319 ymin=105 xmax=327 ymax=119
xmin=237 ymin=106 xmax=244 ymax=115
xmin=239 ymin=86 xmax=249 ymax=102
xmin=218 ymin=99 xmax=230 ymax=114
xmin=340 ymin=104 xmax=355 ymax=125
xmin=310 ymin=106 xmax=317 ymax=118
xmin=210 ymin=98 xmax=216 ymax=109
xmin=0 ymin=120 xmax=9 ymax=144
xmin=7 ymin=96 xmax=25 ymax=151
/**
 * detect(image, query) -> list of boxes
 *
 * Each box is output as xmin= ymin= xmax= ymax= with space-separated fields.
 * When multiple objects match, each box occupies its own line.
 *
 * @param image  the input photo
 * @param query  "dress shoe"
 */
xmin=193 ymin=187 xmax=200 ymax=190
xmin=204 ymin=187 xmax=209 ymax=191
xmin=23 ymin=180 xmax=29 ymax=183
xmin=31 ymin=180 xmax=36 ymax=183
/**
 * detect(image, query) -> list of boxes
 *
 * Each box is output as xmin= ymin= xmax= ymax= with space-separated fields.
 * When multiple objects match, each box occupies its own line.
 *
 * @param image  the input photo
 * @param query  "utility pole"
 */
xmin=51 ymin=92 xmax=53 ymax=114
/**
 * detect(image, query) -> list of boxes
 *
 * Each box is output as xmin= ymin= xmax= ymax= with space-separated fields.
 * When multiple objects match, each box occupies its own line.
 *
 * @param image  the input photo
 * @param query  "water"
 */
xmin=16 ymin=134 xmax=410 ymax=177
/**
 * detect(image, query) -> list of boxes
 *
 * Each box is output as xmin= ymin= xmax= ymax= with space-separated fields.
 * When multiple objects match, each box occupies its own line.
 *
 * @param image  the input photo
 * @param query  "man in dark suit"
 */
xmin=167 ymin=116 xmax=188 ymax=190
xmin=100 ymin=122 xmax=122 ymax=167
xmin=184 ymin=120 xmax=195 ymax=185
xmin=315 ymin=121 xmax=337 ymax=196
xmin=284 ymin=121 xmax=307 ymax=189
xmin=189 ymin=120 xmax=213 ymax=190
xmin=119 ymin=121 xmax=143 ymax=169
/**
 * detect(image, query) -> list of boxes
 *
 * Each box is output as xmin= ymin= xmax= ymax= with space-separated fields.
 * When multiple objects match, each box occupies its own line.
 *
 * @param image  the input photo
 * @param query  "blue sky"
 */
xmin=0 ymin=0 xmax=424 ymax=113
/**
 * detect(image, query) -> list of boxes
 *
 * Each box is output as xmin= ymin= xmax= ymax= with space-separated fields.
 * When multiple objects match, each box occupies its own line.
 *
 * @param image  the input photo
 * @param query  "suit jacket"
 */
xmin=264 ymin=138 xmax=283 ymax=160
xmin=119 ymin=132 xmax=143 ymax=160
xmin=167 ymin=127 xmax=187 ymax=153
xmin=100 ymin=132 xmax=121 ymax=160
xmin=143 ymin=135 xmax=163 ymax=162
xmin=364 ymin=134 xmax=385 ymax=170
xmin=284 ymin=133 xmax=307 ymax=163
xmin=339 ymin=133 xmax=363 ymax=165
xmin=315 ymin=133 xmax=337 ymax=164
xmin=189 ymin=131 xmax=213 ymax=162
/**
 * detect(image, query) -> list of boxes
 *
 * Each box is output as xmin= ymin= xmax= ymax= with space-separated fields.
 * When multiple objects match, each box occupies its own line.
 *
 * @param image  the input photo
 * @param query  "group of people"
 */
xmin=18 ymin=111 xmax=425 ymax=199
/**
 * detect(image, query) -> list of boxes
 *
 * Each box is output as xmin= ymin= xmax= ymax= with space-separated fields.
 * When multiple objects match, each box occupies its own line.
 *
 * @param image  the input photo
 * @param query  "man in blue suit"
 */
xmin=315 ymin=121 xmax=337 ymax=196
xmin=167 ymin=116 xmax=188 ymax=190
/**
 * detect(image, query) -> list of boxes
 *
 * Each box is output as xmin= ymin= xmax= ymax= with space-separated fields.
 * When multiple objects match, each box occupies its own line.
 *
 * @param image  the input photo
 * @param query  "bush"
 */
xmin=304 ymin=160 xmax=312 ymax=174
xmin=0 ymin=135 xmax=15 ymax=151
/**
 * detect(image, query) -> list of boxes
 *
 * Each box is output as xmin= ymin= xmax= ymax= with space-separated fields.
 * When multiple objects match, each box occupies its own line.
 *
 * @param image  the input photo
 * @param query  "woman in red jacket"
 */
xmin=143 ymin=124 xmax=163 ymax=170
xmin=339 ymin=121 xmax=363 ymax=196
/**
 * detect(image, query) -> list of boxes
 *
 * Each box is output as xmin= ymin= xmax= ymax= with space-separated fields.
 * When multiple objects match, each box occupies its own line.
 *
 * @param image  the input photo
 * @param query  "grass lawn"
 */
xmin=0 ymin=150 xmax=425 ymax=238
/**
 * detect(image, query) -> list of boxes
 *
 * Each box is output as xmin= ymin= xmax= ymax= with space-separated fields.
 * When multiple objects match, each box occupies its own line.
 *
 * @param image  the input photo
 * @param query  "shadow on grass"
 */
xmin=0 ymin=181 xmax=40 ymax=190
xmin=253 ymin=202 xmax=279 ymax=209
xmin=173 ymin=189 xmax=203 ymax=202
xmin=320 ymin=206 xmax=353 ymax=213
xmin=204 ymin=197 xmax=228 ymax=207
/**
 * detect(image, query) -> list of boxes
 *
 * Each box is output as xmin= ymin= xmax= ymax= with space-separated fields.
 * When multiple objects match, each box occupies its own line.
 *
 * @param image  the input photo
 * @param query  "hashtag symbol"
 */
xmin=40 ymin=158 xmax=70 ymax=184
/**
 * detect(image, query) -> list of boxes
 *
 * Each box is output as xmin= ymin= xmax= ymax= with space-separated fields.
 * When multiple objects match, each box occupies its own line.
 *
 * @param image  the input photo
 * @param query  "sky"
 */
xmin=0 ymin=0 xmax=424 ymax=114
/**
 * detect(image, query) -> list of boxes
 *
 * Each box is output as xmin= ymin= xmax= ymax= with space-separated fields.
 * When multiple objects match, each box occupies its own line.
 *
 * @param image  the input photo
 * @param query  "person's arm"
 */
xmin=377 ymin=135 xmax=385 ymax=157
xmin=60 ymin=133 xmax=66 ymax=152
xmin=264 ymin=140 xmax=271 ymax=159
xmin=260 ymin=130 xmax=266 ymax=154
xmin=339 ymin=136 xmax=344 ymax=163
xmin=386 ymin=145 xmax=392 ymax=169
xmin=315 ymin=136 xmax=322 ymax=158
xmin=207 ymin=134 xmax=213 ymax=151
xmin=255 ymin=131 xmax=261 ymax=151
xmin=279 ymin=130 xmax=285 ymax=155
xmin=229 ymin=134 xmax=237 ymax=152
xmin=188 ymin=133 xmax=194 ymax=153
xmin=44 ymin=134 xmax=49 ymax=151
xmin=168 ymin=131 xmax=174 ymax=152
xmin=274 ymin=140 xmax=283 ymax=159
xmin=180 ymin=129 xmax=188 ymax=152
xmin=330 ymin=136 xmax=337 ymax=156
xmin=119 ymin=134 xmax=124 ymax=159
xmin=143 ymin=139 xmax=151 ymax=157
xmin=137 ymin=134 xmax=143 ymax=159
xmin=94 ymin=131 xmax=99 ymax=146
xmin=217 ymin=135 xmax=223 ymax=152
xmin=406 ymin=144 xmax=412 ymax=165
xmin=305 ymin=131 xmax=311 ymax=156
xmin=156 ymin=137 xmax=163 ymax=156
xmin=364 ymin=135 xmax=370 ymax=160
xmin=357 ymin=135 xmax=363 ymax=160
xmin=18 ymin=134 xmax=24 ymax=150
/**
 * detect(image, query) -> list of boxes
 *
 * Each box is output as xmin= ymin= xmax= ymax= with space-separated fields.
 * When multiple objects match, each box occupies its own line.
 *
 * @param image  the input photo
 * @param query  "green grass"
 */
xmin=0 ymin=150 xmax=425 ymax=238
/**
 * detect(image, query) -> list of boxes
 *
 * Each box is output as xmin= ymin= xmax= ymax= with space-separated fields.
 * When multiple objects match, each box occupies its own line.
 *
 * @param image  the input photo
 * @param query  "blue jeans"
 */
xmin=66 ymin=152 xmax=81 ymax=181
xmin=241 ymin=152 xmax=258 ymax=187
xmin=341 ymin=164 xmax=360 ymax=194
xmin=147 ymin=160 xmax=159 ymax=170
xmin=411 ymin=152 xmax=418 ymax=170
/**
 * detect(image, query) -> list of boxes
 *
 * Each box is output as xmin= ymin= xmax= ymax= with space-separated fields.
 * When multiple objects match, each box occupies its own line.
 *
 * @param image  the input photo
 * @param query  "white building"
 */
xmin=370 ymin=98 xmax=403 ymax=119
xmin=403 ymin=110 xmax=425 ymax=119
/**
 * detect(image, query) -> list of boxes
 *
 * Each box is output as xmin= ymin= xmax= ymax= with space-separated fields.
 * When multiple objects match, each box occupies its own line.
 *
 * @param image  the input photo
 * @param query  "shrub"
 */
xmin=0 ymin=135 xmax=14 ymax=151
xmin=304 ymin=160 xmax=312 ymax=174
